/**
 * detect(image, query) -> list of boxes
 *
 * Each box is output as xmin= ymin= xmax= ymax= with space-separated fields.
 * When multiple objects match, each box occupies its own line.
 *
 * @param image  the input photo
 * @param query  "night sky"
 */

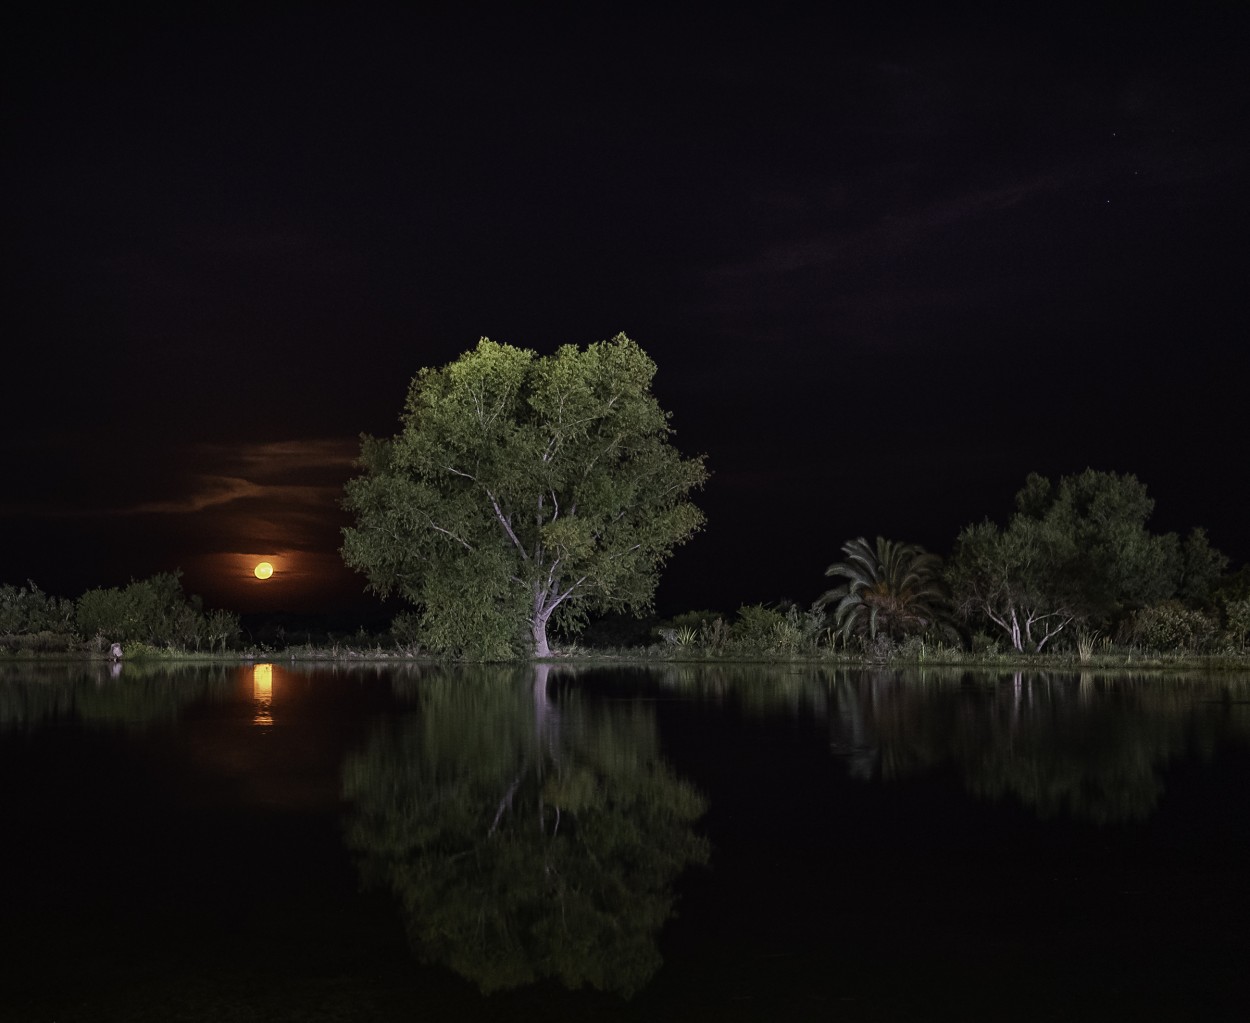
xmin=5 ymin=6 xmax=1249 ymax=618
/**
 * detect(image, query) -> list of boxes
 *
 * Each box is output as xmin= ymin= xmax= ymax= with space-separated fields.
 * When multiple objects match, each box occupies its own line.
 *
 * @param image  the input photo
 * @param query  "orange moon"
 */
xmin=254 ymin=562 xmax=274 ymax=580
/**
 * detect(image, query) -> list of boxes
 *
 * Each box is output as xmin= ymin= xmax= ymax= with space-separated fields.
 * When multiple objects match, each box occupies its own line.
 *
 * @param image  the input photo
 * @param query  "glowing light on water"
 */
xmin=253 ymin=663 xmax=274 ymax=727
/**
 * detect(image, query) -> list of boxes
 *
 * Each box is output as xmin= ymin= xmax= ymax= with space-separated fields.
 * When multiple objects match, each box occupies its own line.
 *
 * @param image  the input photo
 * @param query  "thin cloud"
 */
xmin=125 ymin=477 xmax=341 ymax=515
xmin=121 ymin=438 xmax=359 ymax=516
xmin=81 ymin=437 xmax=360 ymax=517
xmin=0 ymin=437 xmax=362 ymax=519
xmin=709 ymin=172 xmax=1066 ymax=286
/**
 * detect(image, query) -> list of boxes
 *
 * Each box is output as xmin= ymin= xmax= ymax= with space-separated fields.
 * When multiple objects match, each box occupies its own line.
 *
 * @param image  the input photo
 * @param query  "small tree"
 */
xmin=949 ymin=469 xmax=1228 ymax=651
xmin=75 ymin=571 xmax=226 ymax=649
xmin=948 ymin=517 xmax=1079 ymax=653
xmin=1219 ymin=596 xmax=1250 ymax=650
xmin=1177 ymin=527 xmax=1229 ymax=605
xmin=203 ymin=608 xmax=242 ymax=653
xmin=342 ymin=335 xmax=707 ymax=658
xmin=0 ymin=582 xmax=75 ymax=637
xmin=817 ymin=537 xmax=953 ymax=647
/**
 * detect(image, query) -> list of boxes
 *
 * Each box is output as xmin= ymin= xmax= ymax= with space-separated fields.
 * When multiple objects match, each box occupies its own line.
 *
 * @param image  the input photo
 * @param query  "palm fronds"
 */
xmin=816 ymin=536 xmax=954 ymax=645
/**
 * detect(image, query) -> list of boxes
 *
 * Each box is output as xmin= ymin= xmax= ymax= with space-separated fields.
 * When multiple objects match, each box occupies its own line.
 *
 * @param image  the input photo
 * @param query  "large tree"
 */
xmin=341 ymin=334 xmax=707 ymax=658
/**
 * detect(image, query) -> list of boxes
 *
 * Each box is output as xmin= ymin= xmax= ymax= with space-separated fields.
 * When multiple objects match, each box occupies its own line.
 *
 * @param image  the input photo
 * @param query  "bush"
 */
xmin=75 ymin=572 xmax=237 ymax=651
xmin=730 ymin=603 xmax=822 ymax=655
xmin=1 ymin=630 xmax=76 ymax=654
xmin=971 ymin=632 xmax=1001 ymax=656
xmin=1223 ymin=598 xmax=1250 ymax=650
xmin=0 ymin=582 xmax=76 ymax=637
xmin=1124 ymin=601 xmax=1218 ymax=652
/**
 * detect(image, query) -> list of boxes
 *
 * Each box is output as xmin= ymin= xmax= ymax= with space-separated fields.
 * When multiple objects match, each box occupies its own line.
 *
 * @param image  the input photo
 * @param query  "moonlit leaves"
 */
xmin=341 ymin=334 xmax=707 ymax=657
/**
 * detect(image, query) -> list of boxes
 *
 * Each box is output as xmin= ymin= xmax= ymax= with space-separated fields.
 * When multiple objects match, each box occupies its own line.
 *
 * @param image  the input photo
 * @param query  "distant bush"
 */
xmin=1223 ymin=598 xmax=1250 ymax=650
xmin=0 ymin=582 xmax=76 ymax=638
xmin=391 ymin=611 xmax=425 ymax=651
xmin=1124 ymin=601 xmax=1218 ymax=652
xmin=75 ymin=572 xmax=239 ymax=652
xmin=729 ymin=603 xmax=823 ymax=656
xmin=1 ymin=630 xmax=76 ymax=654
xmin=652 ymin=610 xmax=722 ymax=649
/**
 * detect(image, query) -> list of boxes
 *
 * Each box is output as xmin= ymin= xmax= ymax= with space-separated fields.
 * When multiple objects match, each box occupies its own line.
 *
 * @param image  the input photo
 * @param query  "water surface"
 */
xmin=2 ymin=662 xmax=1248 ymax=1021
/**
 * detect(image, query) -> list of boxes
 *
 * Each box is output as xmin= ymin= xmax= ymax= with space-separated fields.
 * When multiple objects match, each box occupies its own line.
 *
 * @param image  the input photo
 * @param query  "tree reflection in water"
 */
xmin=657 ymin=665 xmax=1250 ymax=825
xmin=0 ymin=660 xmax=234 ymax=731
xmin=826 ymin=669 xmax=1250 ymax=824
xmin=341 ymin=664 xmax=708 ymax=996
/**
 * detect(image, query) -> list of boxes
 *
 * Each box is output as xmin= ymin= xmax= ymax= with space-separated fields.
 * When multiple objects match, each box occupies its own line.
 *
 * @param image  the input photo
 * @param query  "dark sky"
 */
xmin=5 ymin=5 xmax=1249 ymax=617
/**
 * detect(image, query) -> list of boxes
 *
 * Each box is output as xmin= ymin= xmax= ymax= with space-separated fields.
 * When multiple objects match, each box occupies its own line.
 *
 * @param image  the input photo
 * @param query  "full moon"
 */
xmin=254 ymin=562 xmax=274 ymax=580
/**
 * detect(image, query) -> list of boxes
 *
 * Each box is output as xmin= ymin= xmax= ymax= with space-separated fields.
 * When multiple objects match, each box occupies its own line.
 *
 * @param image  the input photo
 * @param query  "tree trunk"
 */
xmin=532 ymin=615 xmax=551 ymax=658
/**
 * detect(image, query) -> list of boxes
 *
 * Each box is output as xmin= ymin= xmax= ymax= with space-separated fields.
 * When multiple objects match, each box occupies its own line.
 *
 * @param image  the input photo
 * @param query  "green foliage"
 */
xmin=728 ymin=603 xmax=823 ymax=655
xmin=0 ymin=582 xmax=76 ymax=638
xmin=730 ymin=603 xmax=789 ymax=651
xmin=949 ymin=469 xmax=1227 ymax=652
xmin=1 ymin=630 xmax=76 ymax=653
xmin=1224 ymin=598 xmax=1250 ymax=649
xmin=698 ymin=615 xmax=732 ymax=651
xmin=1124 ymin=602 xmax=1218 ymax=652
xmin=653 ymin=610 xmax=721 ymax=648
xmin=1035 ymin=469 xmax=1179 ymax=620
xmin=817 ymin=537 xmax=953 ymax=647
xmin=948 ymin=516 xmax=1076 ymax=653
xmin=74 ymin=571 xmax=238 ymax=651
xmin=389 ymin=610 xmax=424 ymax=650
xmin=75 ymin=586 xmax=129 ymax=640
xmin=1177 ymin=527 xmax=1229 ymax=605
xmin=341 ymin=335 xmax=707 ymax=658
xmin=202 ymin=608 xmax=242 ymax=653
xmin=1214 ymin=565 xmax=1250 ymax=603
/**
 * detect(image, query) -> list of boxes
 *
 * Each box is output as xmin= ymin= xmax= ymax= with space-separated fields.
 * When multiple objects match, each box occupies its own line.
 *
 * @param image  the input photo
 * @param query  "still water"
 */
xmin=2 ymin=661 xmax=1249 ymax=1021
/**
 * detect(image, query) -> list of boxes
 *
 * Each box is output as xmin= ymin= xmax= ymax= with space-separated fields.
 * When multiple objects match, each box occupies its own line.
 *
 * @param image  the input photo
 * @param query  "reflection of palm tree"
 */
xmin=827 ymin=677 xmax=878 ymax=779
xmin=342 ymin=665 xmax=707 ymax=997
xmin=817 ymin=536 xmax=952 ymax=645
xmin=827 ymin=670 xmax=1247 ymax=824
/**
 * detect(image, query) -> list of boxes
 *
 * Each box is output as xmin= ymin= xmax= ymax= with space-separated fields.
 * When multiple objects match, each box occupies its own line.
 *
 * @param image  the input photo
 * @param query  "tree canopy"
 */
xmin=948 ymin=469 xmax=1227 ymax=651
xmin=341 ymin=335 xmax=707 ymax=658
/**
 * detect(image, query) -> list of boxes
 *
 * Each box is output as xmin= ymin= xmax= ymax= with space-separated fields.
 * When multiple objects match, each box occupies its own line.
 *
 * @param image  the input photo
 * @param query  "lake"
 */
xmin=2 ymin=661 xmax=1248 ymax=1021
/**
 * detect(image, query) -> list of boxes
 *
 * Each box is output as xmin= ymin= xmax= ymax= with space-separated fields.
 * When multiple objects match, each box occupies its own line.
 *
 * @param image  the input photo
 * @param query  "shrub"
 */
xmin=391 ymin=611 xmax=425 ymax=650
xmin=730 ymin=603 xmax=822 ymax=655
xmin=0 ymin=582 xmax=76 ymax=637
xmin=1124 ymin=601 xmax=1218 ymax=652
xmin=1223 ymin=598 xmax=1250 ymax=650
xmin=698 ymin=616 xmax=731 ymax=651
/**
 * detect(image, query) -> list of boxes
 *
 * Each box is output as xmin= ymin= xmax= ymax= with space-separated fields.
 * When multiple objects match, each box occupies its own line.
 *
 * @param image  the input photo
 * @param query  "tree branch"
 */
xmin=486 ymin=488 xmax=528 ymax=559
xmin=424 ymin=518 xmax=474 ymax=551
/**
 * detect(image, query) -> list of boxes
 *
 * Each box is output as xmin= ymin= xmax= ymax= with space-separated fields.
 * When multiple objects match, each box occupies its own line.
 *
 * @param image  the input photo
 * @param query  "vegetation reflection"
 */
xmin=341 ymin=664 xmax=708 ymax=996
xmin=0 ymin=660 xmax=234 ymax=731
xmin=662 ymin=666 xmax=1250 ymax=824
xmin=849 ymin=671 xmax=1250 ymax=823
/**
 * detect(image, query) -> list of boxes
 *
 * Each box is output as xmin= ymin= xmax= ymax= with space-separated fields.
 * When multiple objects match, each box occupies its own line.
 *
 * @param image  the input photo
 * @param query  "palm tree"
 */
xmin=816 ymin=536 xmax=953 ymax=646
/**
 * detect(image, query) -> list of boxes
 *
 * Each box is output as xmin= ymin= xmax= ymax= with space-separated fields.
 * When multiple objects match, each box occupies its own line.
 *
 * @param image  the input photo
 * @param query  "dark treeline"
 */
xmin=0 ymin=571 xmax=239 ymax=655
xmin=644 ymin=468 xmax=1248 ymax=661
xmin=843 ymin=469 xmax=1245 ymax=653
xmin=3 ymin=469 xmax=1247 ymax=661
